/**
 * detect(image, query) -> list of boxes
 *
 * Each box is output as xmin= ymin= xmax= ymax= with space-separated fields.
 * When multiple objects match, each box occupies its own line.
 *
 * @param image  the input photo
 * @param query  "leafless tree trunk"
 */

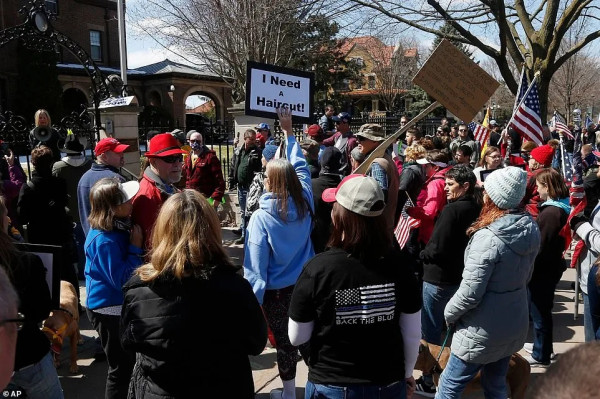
xmin=333 ymin=0 xmax=600 ymax=122
xmin=129 ymin=0 xmax=312 ymax=102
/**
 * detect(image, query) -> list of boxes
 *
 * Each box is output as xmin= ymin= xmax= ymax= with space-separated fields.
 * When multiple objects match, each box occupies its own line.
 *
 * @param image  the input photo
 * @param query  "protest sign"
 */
xmin=245 ymin=61 xmax=314 ymax=122
xmin=413 ymin=39 xmax=499 ymax=123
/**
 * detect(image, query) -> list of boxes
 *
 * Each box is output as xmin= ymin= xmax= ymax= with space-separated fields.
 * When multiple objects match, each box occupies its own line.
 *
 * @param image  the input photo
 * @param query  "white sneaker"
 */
xmin=523 ymin=342 xmax=556 ymax=359
xmin=524 ymin=354 xmax=550 ymax=367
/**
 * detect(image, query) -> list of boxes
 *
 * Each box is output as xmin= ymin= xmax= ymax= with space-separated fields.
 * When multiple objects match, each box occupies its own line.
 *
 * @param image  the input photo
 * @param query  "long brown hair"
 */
xmin=535 ymin=168 xmax=569 ymax=199
xmin=327 ymin=202 xmax=391 ymax=261
xmin=88 ymin=177 xmax=123 ymax=231
xmin=0 ymin=196 xmax=18 ymax=278
xmin=467 ymin=194 xmax=509 ymax=236
xmin=265 ymin=159 xmax=309 ymax=221
xmin=136 ymin=190 xmax=233 ymax=282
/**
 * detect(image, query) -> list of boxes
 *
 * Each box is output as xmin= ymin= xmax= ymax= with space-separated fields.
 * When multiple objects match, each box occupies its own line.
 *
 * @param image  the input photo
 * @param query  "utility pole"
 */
xmin=117 ymin=0 xmax=127 ymax=94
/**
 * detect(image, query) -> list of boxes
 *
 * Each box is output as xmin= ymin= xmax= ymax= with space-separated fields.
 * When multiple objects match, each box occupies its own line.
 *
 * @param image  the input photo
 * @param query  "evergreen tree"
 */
xmin=288 ymin=15 xmax=362 ymax=115
xmin=431 ymin=22 xmax=474 ymax=60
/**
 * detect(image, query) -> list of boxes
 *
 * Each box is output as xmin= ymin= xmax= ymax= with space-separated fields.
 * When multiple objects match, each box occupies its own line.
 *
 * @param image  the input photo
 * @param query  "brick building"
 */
xmin=337 ymin=36 xmax=418 ymax=116
xmin=0 ymin=0 xmax=231 ymax=127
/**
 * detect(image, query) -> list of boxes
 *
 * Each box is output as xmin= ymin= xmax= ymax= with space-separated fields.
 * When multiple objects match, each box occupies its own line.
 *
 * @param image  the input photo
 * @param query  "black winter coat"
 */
xmin=311 ymin=173 xmax=342 ymax=253
xmin=7 ymin=250 xmax=52 ymax=370
xmin=532 ymin=202 xmax=568 ymax=283
xmin=17 ymin=172 xmax=72 ymax=245
xmin=121 ymin=265 xmax=267 ymax=399
xmin=421 ymin=195 xmax=482 ymax=285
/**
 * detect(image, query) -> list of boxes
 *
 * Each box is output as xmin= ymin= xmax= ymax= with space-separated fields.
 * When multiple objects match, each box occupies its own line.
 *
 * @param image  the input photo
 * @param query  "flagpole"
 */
xmin=513 ymin=66 xmax=526 ymax=113
xmin=559 ymin=132 xmax=567 ymax=181
xmin=505 ymin=73 xmax=539 ymax=129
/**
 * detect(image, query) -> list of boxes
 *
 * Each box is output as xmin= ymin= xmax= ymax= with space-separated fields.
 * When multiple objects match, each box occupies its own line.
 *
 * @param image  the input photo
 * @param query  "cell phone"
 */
xmin=480 ymin=169 xmax=495 ymax=182
xmin=0 ymin=142 xmax=10 ymax=157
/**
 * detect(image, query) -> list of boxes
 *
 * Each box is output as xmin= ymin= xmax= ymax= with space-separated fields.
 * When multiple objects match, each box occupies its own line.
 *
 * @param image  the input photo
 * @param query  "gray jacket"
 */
xmin=574 ymin=204 xmax=600 ymax=294
xmin=445 ymin=212 xmax=540 ymax=364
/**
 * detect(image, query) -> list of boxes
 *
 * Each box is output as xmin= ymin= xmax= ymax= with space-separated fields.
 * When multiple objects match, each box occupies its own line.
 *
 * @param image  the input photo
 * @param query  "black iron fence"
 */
xmin=138 ymin=115 xmax=449 ymax=181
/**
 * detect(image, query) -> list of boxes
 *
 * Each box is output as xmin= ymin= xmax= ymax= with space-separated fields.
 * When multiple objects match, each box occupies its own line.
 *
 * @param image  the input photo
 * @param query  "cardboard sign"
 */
xmin=245 ymin=61 xmax=314 ymax=122
xmin=413 ymin=39 xmax=499 ymax=123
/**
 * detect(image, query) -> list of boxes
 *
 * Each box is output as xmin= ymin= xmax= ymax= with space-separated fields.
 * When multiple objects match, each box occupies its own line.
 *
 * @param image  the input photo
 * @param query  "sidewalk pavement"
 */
xmin=58 ymin=229 xmax=584 ymax=399
xmin=56 ymin=192 xmax=584 ymax=398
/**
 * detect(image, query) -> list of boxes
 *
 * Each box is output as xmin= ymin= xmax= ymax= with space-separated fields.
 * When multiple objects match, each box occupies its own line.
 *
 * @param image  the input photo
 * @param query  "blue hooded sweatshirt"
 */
xmin=244 ymin=135 xmax=315 ymax=304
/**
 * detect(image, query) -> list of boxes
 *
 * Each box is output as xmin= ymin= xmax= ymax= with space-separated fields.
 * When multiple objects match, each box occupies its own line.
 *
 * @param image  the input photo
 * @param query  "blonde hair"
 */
xmin=265 ymin=159 xmax=309 ymax=221
xmin=405 ymin=144 xmax=426 ymax=162
xmin=137 ymin=190 xmax=233 ymax=282
xmin=88 ymin=177 xmax=124 ymax=231
xmin=34 ymin=109 xmax=51 ymax=127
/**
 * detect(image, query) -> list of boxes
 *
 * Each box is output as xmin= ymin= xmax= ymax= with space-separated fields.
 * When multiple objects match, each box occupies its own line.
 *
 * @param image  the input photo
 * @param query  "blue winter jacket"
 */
xmin=445 ymin=211 xmax=540 ymax=364
xmin=244 ymin=136 xmax=315 ymax=304
xmin=77 ymin=163 xmax=125 ymax=236
xmin=85 ymin=228 xmax=144 ymax=310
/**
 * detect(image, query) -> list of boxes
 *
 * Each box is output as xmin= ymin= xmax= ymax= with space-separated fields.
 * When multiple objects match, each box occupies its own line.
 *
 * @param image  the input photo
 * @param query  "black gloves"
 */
xmin=570 ymin=213 xmax=589 ymax=232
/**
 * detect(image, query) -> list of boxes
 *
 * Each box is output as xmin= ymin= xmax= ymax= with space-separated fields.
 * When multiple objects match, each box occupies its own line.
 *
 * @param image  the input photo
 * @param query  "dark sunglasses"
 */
xmin=160 ymin=155 xmax=183 ymax=164
xmin=0 ymin=312 xmax=25 ymax=331
xmin=189 ymin=139 xmax=202 ymax=143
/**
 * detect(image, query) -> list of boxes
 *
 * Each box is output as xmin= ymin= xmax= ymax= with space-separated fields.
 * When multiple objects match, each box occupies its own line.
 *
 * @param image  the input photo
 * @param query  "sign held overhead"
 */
xmin=245 ymin=61 xmax=314 ymax=122
xmin=413 ymin=39 xmax=499 ymax=123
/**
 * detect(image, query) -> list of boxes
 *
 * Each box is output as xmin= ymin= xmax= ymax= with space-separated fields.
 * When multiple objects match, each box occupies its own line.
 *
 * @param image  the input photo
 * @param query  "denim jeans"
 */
xmin=422 ymin=282 xmax=459 ymax=345
xmin=528 ymin=278 xmax=559 ymax=362
xmin=4 ymin=351 xmax=63 ymax=399
xmin=238 ymin=187 xmax=248 ymax=237
xmin=584 ymin=293 xmax=595 ymax=342
xmin=436 ymin=354 xmax=511 ymax=399
xmin=305 ymin=380 xmax=406 ymax=399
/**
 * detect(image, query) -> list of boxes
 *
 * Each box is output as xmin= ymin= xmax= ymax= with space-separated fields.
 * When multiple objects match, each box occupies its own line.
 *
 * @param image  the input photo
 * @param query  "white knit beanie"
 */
xmin=484 ymin=167 xmax=527 ymax=209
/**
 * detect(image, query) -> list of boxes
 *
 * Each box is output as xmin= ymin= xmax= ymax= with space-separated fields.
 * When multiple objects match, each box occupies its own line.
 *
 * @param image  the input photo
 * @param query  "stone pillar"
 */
xmin=98 ymin=104 xmax=143 ymax=177
xmin=227 ymin=102 xmax=274 ymax=148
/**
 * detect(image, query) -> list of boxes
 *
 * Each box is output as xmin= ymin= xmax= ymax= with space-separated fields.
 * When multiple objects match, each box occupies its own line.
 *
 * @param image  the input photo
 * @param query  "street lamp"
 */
xmin=573 ymin=108 xmax=582 ymax=127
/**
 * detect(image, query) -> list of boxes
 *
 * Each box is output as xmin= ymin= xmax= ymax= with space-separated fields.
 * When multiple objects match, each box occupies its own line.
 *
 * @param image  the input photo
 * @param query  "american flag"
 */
xmin=471 ymin=123 xmax=491 ymax=147
xmin=557 ymin=139 xmax=574 ymax=182
xmin=552 ymin=112 xmax=573 ymax=139
xmin=513 ymin=68 xmax=529 ymax=113
xmin=394 ymin=197 xmax=420 ymax=249
xmin=335 ymin=283 xmax=396 ymax=323
xmin=509 ymin=79 xmax=543 ymax=145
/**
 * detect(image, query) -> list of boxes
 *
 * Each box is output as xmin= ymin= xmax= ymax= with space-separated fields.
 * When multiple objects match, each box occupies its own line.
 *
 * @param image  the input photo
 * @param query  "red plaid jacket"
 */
xmin=182 ymin=148 xmax=226 ymax=203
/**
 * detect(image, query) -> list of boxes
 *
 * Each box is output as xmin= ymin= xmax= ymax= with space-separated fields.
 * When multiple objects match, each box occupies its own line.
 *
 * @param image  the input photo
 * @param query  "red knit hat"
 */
xmin=530 ymin=144 xmax=554 ymax=167
xmin=145 ymin=133 xmax=186 ymax=158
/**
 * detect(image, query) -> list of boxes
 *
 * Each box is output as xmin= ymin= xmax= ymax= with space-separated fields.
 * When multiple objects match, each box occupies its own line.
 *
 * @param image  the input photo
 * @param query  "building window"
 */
xmin=372 ymin=100 xmax=379 ymax=112
xmin=351 ymin=57 xmax=364 ymax=67
xmin=45 ymin=0 xmax=58 ymax=14
xmin=368 ymin=75 xmax=376 ymax=89
xmin=90 ymin=30 xmax=102 ymax=62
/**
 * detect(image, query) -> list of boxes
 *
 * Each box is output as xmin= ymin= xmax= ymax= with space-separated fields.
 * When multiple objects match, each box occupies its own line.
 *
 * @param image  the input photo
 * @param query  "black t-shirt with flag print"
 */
xmin=289 ymin=247 xmax=421 ymax=385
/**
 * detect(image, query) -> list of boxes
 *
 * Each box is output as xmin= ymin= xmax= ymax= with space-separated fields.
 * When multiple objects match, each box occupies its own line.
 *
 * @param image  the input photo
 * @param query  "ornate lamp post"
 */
xmin=573 ymin=108 xmax=582 ymax=127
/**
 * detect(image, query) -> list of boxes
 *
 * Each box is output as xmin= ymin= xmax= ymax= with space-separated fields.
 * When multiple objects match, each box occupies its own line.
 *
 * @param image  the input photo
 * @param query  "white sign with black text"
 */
xmin=245 ymin=61 xmax=314 ymax=122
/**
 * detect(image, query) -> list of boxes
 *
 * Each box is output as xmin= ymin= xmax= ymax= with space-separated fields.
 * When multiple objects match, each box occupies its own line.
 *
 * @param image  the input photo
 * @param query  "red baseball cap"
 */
xmin=145 ymin=133 xmax=186 ymax=158
xmin=94 ymin=138 xmax=129 ymax=156
xmin=307 ymin=124 xmax=323 ymax=139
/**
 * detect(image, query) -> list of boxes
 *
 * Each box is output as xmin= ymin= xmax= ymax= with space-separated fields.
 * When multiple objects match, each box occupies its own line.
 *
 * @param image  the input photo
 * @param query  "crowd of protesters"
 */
xmin=2 ymin=103 xmax=600 ymax=399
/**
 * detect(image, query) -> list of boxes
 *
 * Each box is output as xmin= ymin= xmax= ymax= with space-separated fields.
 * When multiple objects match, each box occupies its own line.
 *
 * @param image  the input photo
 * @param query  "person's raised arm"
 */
xmin=277 ymin=108 xmax=314 ymax=208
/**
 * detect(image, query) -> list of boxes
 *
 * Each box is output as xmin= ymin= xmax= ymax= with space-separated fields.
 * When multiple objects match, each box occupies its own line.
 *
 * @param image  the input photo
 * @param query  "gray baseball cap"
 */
xmin=322 ymin=174 xmax=385 ymax=217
